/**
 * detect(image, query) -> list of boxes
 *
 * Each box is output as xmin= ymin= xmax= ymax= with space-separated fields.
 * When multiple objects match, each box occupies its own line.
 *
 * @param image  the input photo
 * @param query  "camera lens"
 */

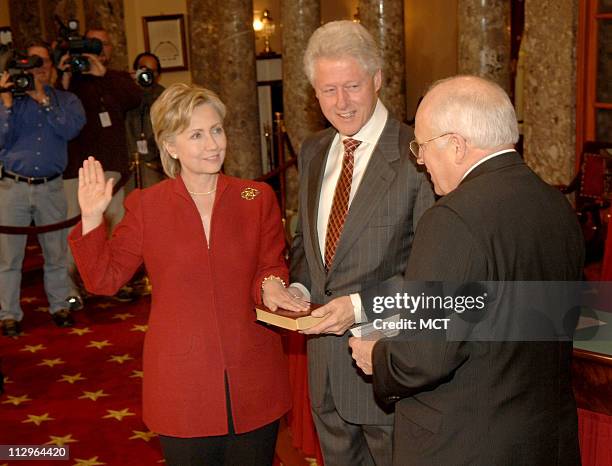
xmin=136 ymin=68 xmax=154 ymax=87
xmin=14 ymin=75 xmax=30 ymax=89
xmin=70 ymin=55 xmax=90 ymax=74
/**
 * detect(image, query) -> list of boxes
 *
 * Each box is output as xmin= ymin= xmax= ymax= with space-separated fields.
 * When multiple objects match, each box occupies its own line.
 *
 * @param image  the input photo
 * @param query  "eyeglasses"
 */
xmin=409 ymin=133 xmax=453 ymax=159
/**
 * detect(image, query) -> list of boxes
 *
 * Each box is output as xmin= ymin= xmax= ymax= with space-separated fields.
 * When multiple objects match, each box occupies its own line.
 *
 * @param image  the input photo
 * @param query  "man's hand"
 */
xmin=0 ymin=71 xmax=14 ymax=108
xmin=348 ymin=335 xmax=383 ymax=375
xmin=302 ymin=296 xmax=355 ymax=335
xmin=83 ymin=53 xmax=106 ymax=77
xmin=58 ymin=54 xmax=72 ymax=90
xmin=262 ymin=280 xmax=310 ymax=312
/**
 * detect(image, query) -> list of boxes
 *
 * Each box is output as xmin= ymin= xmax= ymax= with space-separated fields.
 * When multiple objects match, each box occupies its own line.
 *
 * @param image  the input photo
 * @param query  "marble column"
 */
xmin=457 ymin=0 xmax=511 ymax=92
xmin=281 ymin=0 xmax=324 ymax=151
xmin=41 ymin=0 xmax=78 ymax=42
xmin=522 ymin=0 xmax=578 ymax=185
xmin=188 ymin=0 xmax=262 ymax=179
xmin=9 ymin=0 xmax=43 ymax=48
xmin=82 ymin=0 xmax=128 ymax=71
xmin=360 ymin=0 xmax=406 ymax=122
xmin=281 ymin=0 xmax=324 ymax=211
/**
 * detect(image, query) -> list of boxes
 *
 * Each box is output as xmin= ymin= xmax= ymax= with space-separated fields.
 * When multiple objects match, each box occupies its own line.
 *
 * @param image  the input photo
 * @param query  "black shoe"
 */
xmin=51 ymin=309 xmax=75 ymax=328
xmin=2 ymin=319 xmax=22 ymax=337
xmin=112 ymin=286 xmax=136 ymax=303
xmin=66 ymin=295 xmax=84 ymax=311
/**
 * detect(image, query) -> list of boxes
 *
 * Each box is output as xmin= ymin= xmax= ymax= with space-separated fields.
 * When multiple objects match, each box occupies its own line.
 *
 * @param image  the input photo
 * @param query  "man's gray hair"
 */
xmin=303 ymin=20 xmax=383 ymax=84
xmin=427 ymin=76 xmax=519 ymax=150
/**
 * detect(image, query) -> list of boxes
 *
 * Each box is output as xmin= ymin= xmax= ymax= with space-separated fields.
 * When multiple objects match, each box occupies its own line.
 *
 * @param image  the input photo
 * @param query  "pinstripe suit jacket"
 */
xmin=290 ymin=117 xmax=435 ymax=425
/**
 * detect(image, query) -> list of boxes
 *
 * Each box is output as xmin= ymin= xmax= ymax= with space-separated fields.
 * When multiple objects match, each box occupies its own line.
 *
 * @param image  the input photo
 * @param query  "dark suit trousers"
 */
xmin=311 ymin=371 xmax=393 ymax=466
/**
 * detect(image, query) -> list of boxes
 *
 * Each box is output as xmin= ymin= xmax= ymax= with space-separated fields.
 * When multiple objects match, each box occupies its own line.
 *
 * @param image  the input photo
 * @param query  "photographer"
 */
xmin=125 ymin=52 xmax=165 ymax=190
xmin=60 ymin=28 xmax=141 ymax=301
xmin=0 ymin=42 xmax=85 ymax=337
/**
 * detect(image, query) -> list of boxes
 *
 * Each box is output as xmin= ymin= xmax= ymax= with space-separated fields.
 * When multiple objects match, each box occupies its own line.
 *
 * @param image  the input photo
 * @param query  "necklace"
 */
xmin=187 ymin=187 xmax=217 ymax=196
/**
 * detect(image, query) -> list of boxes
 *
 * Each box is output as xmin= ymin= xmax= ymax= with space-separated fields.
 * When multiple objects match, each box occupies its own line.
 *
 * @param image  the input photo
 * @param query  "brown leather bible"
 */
xmin=255 ymin=304 xmax=324 ymax=331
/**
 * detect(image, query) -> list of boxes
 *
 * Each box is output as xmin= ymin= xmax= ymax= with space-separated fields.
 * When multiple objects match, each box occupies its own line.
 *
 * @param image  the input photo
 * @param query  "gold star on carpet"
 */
xmin=96 ymin=302 xmax=115 ymax=309
xmin=130 ymin=370 xmax=143 ymax=378
xmin=79 ymin=390 xmax=109 ymax=401
xmin=112 ymin=313 xmax=134 ymax=321
xmin=23 ymin=413 xmax=54 ymax=426
xmin=3 ymin=376 xmax=12 ymax=384
xmin=21 ymin=344 xmax=46 ymax=353
xmin=73 ymin=457 xmax=106 ymax=466
xmin=129 ymin=430 xmax=157 ymax=442
xmin=21 ymin=296 xmax=37 ymax=303
xmin=38 ymin=358 xmax=65 ymax=367
xmin=87 ymin=340 xmax=112 ymax=349
xmin=45 ymin=434 xmax=78 ymax=446
xmin=108 ymin=354 xmax=133 ymax=364
xmin=2 ymin=394 xmax=31 ymax=406
xmin=33 ymin=306 xmax=48 ymax=313
xmin=102 ymin=408 xmax=135 ymax=421
xmin=58 ymin=373 xmax=86 ymax=384
xmin=131 ymin=324 xmax=148 ymax=332
xmin=70 ymin=327 xmax=92 ymax=336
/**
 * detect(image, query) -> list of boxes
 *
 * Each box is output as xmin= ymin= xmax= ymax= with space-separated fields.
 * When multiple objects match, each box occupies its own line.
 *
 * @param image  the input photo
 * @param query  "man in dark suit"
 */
xmin=350 ymin=75 xmax=583 ymax=465
xmin=266 ymin=20 xmax=434 ymax=465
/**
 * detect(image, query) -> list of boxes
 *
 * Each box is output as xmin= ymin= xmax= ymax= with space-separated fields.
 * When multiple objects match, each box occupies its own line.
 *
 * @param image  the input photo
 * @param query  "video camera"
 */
xmin=1 ymin=31 xmax=42 ymax=98
xmin=6 ymin=54 xmax=42 ymax=97
xmin=135 ymin=67 xmax=155 ymax=87
xmin=53 ymin=17 xmax=102 ymax=74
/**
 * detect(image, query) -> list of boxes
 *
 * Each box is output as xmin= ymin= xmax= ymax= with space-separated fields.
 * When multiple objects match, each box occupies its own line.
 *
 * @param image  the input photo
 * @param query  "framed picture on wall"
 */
xmin=142 ymin=14 xmax=188 ymax=72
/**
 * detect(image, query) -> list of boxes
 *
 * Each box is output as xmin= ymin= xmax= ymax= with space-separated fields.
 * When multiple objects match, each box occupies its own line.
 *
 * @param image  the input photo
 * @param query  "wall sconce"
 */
xmin=253 ymin=9 xmax=276 ymax=56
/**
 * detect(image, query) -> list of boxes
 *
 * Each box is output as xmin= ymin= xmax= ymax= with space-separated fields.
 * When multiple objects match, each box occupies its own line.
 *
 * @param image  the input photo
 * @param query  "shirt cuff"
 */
xmin=350 ymin=293 xmax=368 ymax=323
xmin=289 ymin=282 xmax=311 ymax=302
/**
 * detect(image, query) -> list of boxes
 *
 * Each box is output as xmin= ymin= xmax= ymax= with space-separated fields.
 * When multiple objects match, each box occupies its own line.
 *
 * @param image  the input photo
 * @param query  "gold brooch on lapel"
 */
xmin=241 ymin=187 xmax=260 ymax=200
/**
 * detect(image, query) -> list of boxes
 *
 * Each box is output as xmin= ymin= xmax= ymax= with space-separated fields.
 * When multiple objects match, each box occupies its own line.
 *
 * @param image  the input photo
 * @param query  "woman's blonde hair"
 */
xmin=150 ymin=83 xmax=227 ymax=178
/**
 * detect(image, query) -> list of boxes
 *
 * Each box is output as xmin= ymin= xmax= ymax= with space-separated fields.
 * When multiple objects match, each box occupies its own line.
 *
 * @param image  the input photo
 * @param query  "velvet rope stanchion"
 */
xmin=0 ymin=169 xmax=132 ymax=236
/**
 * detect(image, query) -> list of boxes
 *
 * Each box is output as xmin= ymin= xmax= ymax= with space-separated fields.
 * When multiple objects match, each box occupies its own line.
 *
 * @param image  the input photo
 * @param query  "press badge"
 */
xmin=137 ymin=139 xmax=149 ymax=154
xmin=98 ymin=111 xmax=112 ymax=127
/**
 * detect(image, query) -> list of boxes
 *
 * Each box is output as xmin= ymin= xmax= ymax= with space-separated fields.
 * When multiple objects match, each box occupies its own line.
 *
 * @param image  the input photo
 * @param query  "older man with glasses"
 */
xmin=350 ymin=75 xmax=583 ymax=466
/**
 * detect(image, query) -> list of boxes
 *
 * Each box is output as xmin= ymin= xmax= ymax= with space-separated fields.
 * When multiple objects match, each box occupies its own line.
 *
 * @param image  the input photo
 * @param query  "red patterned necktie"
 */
xmin=324 ymin=137 xmax=362 ymax=270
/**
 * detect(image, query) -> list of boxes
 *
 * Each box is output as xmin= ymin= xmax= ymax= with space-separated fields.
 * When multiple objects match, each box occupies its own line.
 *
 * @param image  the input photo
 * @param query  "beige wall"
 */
xmin=123 ymin=0 xmax=190 ymax=87
xmin=0 ymin=0 xmax=10 ymax=28
xmin=322 ymin=0 xmax=357 ymax=22
xmin=404 ymin=0 xmax=458 ymax=119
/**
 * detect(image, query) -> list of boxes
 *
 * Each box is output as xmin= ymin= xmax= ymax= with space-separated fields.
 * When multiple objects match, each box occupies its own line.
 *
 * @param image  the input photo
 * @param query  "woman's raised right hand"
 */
xmin=78 ymin=157 xmax=114 ymax=234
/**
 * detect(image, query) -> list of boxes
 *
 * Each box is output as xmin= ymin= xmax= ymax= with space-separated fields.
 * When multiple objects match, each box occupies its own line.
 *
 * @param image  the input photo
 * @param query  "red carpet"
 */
xmin=0 ymin=248 xmax=307 ymax=466
xmin=0 ymin=281 xmax=164 ymax=465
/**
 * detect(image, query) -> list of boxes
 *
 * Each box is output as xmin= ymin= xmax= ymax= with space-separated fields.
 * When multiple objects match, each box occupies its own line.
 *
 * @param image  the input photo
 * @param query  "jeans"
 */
xmin=0 ymin=176 xmax=74 ymax=321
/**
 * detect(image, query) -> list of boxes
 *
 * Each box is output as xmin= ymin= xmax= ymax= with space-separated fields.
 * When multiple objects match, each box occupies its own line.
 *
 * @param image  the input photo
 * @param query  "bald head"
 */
xmin=413 ymin=75 xmax=518 ymax=195
xmin=418 ymin=75 xmax=518 ymax=151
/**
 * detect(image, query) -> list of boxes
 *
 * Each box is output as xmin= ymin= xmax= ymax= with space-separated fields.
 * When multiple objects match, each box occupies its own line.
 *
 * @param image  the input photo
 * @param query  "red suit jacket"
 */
xmin=69 ymin=174 xmax=291 ymax=437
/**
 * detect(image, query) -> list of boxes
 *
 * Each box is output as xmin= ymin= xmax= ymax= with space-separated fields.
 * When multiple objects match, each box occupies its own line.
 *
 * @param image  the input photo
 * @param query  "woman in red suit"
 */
xmin=69 ymin=83 xmax=307 ymax=465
